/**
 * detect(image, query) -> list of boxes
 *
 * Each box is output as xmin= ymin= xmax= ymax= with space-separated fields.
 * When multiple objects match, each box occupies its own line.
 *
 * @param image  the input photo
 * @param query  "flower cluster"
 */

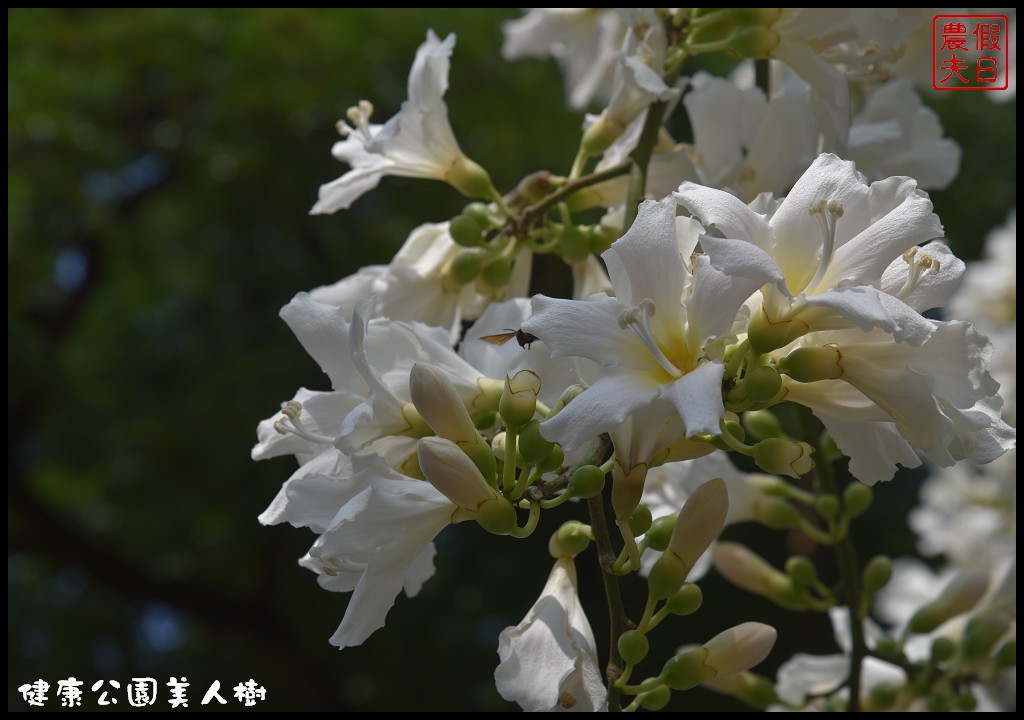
xmin=255 ymin=9 xmax=1015 ymax=712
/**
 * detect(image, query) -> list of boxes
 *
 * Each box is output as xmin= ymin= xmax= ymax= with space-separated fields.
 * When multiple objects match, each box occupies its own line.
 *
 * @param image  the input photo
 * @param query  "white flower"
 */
xmin=311 ymin=31 xmax=490 ymax=214
xmin=501 ymin=9 xmax=625 ymax=111
xmin=522 ymin=195 xmax=781 ymax=453
xmin=309 ymin=454 xmax=456 ymax=649
xmin=494 ymin=557 xmax=607 ymax=712
xmin=848 ymin=77 xmax=961 ymax=190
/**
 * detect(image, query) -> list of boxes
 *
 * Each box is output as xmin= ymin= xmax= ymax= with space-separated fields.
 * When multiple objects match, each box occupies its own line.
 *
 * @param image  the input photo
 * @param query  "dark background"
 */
xmin=8 ymin=8 xmax=1016 ymax=711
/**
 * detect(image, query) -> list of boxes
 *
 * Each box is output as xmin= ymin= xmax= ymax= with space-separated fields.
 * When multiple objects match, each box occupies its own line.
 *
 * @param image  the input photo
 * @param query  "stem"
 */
xmin=801 ymin=408 xmax=866 ymax=711
xmin=569 ymin=149 xmax=590 ymax=180
xmin=510 ymin=501 xmax=541 ymax=538
xmin=520 ymin=162 xmax=632 ymax=231
xmin=587 ymin=491 xmax=631 ymax=712
xmin=502 ymin=427 xmax=519 ymax=494
xmin=622 ymin=100 xmax=668 ymax=234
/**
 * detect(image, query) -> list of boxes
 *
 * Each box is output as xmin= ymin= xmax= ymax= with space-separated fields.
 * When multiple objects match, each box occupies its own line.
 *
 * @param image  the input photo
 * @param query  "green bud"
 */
xmin=995 ymin=639 xmax=1016 ymax=667
xmin=729 ymin=27 xmax=781 ymax=58
xmin=644 ymin=513 xmax=678 ymax=552
xmin=816 ymin=494 xmax=839 ymax=520
xmin=587 ymin=224 xmax=618 ymax=255
xmin=548 ymin=520 xmax=592 ymax=559
xmin=868 ymin=683 xmax=899 ymax=710
xmin=666 ymin=583 xmax=703 ymax=616
xmin=475 ymin=496 xmax=518 ymax=536
xmin=662 ymin=649 xmax=712 ymax=691
xmin=723 ymin=420 xmax=746 ymax=442
xmin=753 ymin=438 xmax=815 ymax=478
xmin=557 ymin=226 xmax=591 ymax=264
xmin=629 ymin=505 xmax=653 ymax=536
xmin=618 ymin=630 xmax=650 ymax=664
xmin=843 ymin=481 xmax=873 ymax=518
xmin=862 ymin=555 xmax=893 ymax=595
xmin=785 ymin=556 xmax=816 ymax=588
xmin=713 ymin=542 xmax=805 ymax=610
xmin=779 ymin=345 xmax=844 ymax=383
xmin=518 ymin=419 xmax=554 ymax=463
xmin=463 ymin=201 xmax=493 ymax=228
xmin=567 ymin=465 xmax=605 ymax=499
xmin=449 ymin=214 xmax=484 ymax=247
xmin=741 ymin=407 xmax=778 ymax=442
xmin=580 ymin=112 xmax=624 ymax=156
xmin=499 ymin=370 xmax=541 ymax=429
xmin=637 ymin=684 xmax=671 ymax=711
xmin=446 ymin=154 xmax=495 ymax=200
xmin=962 ymin=613 xmax=1011 ymax=658
xmin=748 ymin=309 xmax=809 ymax=353
xmin=729 ymin=8 xmax=782 ymax=26
xmin=955 ymin=691 xmax=978 ymax=712
xmin=874 ymin=635 xmax=899 ymax=657
xmin=611 ymin=462 xmax=648 ymax=523
xmin=931 ymin=636 xmax=956 ymax=663
xmin=688 ymin=18 xmax=735 ymax=45
xmin=745 ymin=366 xmax=782 ymax=403
xmin=754 ymin=496 xmax=800 ymax=529
xmin=473 ymin=410 xmax=498 ymax=431
xmin=925 ymin=691 xmax=953 ymax=713
xmin=648 ymin=551 xmax=690 ymax=601
xmin=479 ymin=257 xmax=513 ymax=292
xmin=446 ymin=250 xmax=482 ymax=288
xmin=514 ymin=171 xmax=556 ymax=204
xmin=536 ymin=443 xmax=564 ymax=473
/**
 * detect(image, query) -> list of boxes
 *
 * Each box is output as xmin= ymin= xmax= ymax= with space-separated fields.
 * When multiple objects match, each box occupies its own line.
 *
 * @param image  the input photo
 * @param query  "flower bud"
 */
xmin=908 ymin=569 xmax=989 ymax=634
xmin=643 ymin=512 xmax=678 ymax=552
xmin=629 ymin=505 xmax=653 ymax=536
xmin=729 ymin=27 xmax=781 ymax=58
xmin=618 ymin=630 xmax=650 ymax=664
xmin=446 ymin=154 xmax=495 ymax=200
xmin=567 ymin=465 xmax=605 ymax=499
xmin=753 ymin=496 xmax=800 ymax=529
xmin=410 ymin=364 xmax=477 ymax=443
xmin=779 ymin=345 xmax=844 ymax=383
xmin=418 ymin=437 xmax=497 ymax=511
xmin=962 ymin=613 xmax=1012 ymax=658
xmin=548 ymin=520 xmax=593 ymax=559
xmin=499 ymin=370 xmax=541 ymax=429
xmin=816 ymin=493 xmax=839 ymax=520
xmin=930 ymin=636 xmax=956 ymax=662
xmin=475 ymin=495 xmax=518 ymax=536
xmin=580 ymin=112 xmax=624 ymax=156
xmin=535 ymin=442 xmax=564 ymax=473
xmin=745 ymin=366 xmax=783 ymax=403
xmin=662 ymin=648 xmax=714 ymax=691
xmin=449 ymin=214 xmax=484 ymax=247
xmin=752 ymin=438 xmax=815 ymax=478
xmin=702 ymin=671 xmax=779 ymax=710
xmin=665 ymin=583 xmax=703 ymax=616
xmin=995 ymin=639 xmax=1016 ymax=668
xmin=729 ymin=8 xmax=782 ymax=26
xmin=743 ymin=410 xmax=785 ymax=441
xmin=444 ymin=251 xmax=482 ymax=289
xmin=843 ymin=481 xmax=873 ymax=517
xmin=648 ymin=478 xmax=728 ymax=599
xmin=748 ymin=310 xmax=808 ymax=353
xmin=785 ymin=556 xmax=817 ymax=588
xmin=637 ymin=684 xmax=671 ymax=711
xmin=703 ymin=622 xmax=778 ymax=677
xmin=513 ymin=170 xmax=556 ymax=204
xmin=861 ymin=555 xmax=893 ymax=595
xmin=867 ymin=683 xmax=899 ymax=710
xmin=479 ymin=257 xmax=513 ymax=292
xmin=557 ymin=226 xmax=591 ymax=264
xmin=518 ymin=419 xmax=554 ymax=463
xmin=713 ymin=542 xmax=803 ymax=609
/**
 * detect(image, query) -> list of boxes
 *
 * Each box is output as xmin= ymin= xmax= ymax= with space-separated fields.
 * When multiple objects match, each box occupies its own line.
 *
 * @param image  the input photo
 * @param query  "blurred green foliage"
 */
xmin=8 ymin=8 xmax=1015 ymax=712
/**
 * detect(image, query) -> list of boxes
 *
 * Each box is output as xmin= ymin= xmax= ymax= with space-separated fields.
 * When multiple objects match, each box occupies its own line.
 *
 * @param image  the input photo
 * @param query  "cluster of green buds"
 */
xmin=675 ymin=8 xmax=783 ymax=60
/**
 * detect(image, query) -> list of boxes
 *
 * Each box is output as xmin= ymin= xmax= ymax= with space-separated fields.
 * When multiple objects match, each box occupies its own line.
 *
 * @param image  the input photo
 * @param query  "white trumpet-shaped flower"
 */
xmin=523 ymin=196 xmax=782 ymax=453
xmin=494 ymin=557 xmax=607 ymax=712
xmin=311 ymin=31 xmax=490 ymax=214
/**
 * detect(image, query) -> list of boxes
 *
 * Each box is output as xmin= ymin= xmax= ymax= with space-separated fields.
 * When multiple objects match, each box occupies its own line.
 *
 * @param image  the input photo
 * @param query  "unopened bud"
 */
xmin=753 ymin=438 xmax=815 ymax=478
xmin=518 ymin=419 xmax=554 ymax=463
xmin=644 ymin=512 xmax=678 ymax=552
xmin=703 ymin=671 xmax=779 ymax=710
xmin=618 ymin=630 xmax=650 ymax=664
xmin=785 ymin=556 xmax=816 ymax=588
xmin=862 ymin=555 xmax=893 ymax=595
xmin=580 ymin=111 xmax=624 ymax=156
xmin=729 ymin=8 xmax=782 ymax=26
xmin=418 ymin=437 xmax=496 ymax=512
xmin=931 ymin=636 xmax=956 ymax=663
xmin=410 ymin=364 xmax=478 ymax=444
xmin=446 ymin=154 xmax=495 ymax=200
xmin=557 ymin=226 xmax=591 ymax=264
xmin=816 ymin=493 xmax=839 ymax=520
xmin=753 ymin=496 xmax=799 ymax=529
xmin=567 ymin=465 xmax=605 ymax=499
xmin=962 ymin=613 xmax=1012 ymax=658
xmin=867 ymin=683 xmax=899 ymax=710
xmin=908 ymin=569 xmax=989 ymax=634
xmin=449 ymin=215 xmax=484 ymax=248
xmin=843 ymin=482 xmax=873 ymax=517
xmin=995 ymin=639 xmax=1016 ymax=668
xmin=629 ymin=505 xmax=653 ymax=536
xmin=748 ymin=310 xmax=808 ymax=353
xmin=499 ymin=370 xmax=541 ymax=429
xmin=703 ymin=622 xmax=778 ymax=677
xmin=536 ymin=442 xmax=564 ymax=472
xmin=479 ymin=257 xmax=513 ymax=292
xmin=662 ymin=649 xmax=714 ymax=691
xmin=666 ymin=583 xmax=703 ymax=616
xmin=745 ymin=366 xmax=783 ymax=403
xmin=548 ymin=520 xmax=593 ymax=559
xmin=779 ymin=345 xmax=844 ymax=383
xmin=445 ymin=251 xmax=482 ymax=288
xmin=730 ymin=27 xmax=781 ymax=58
xmin=637 ymin=684 xmax=671 ymax=711
xmin=713 ymin=542 xmax=803 ymax=609
xmin=648 ymin=478 xmax=728 ymax=599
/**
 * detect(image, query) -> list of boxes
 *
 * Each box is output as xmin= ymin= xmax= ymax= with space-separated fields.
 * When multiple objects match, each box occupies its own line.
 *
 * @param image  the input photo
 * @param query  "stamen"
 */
xmin=618 ymin=298 xmax=683 ymax=378
xmin=272 ymin=400 xmax=335 ymax=445
xmin=898 ymin=247 xmax=941 ymax=299
xmin=807 ymin=198 xmax=843 ymax=291
xmin=339 ymin=100 xmax=375 ymax=142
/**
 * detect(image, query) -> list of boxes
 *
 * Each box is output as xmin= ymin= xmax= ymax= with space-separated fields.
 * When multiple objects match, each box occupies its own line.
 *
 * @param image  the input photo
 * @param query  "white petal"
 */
xmin=686 ymin=253 xmax=765 ymax=346
xmin=879 ymin=241 xmax=965 ymax=313
xmin=258 ymin=451 xmax=351 ymax=529
xmin=659 ymin=361 xmax=725 ymax=436
xmin=775 ymin=653 xmax=849 ymax=705
xmin=280 ymin=293 xmax=362 ymax=392
xmin=674 ymin=183 xmax=774 ymax=253
xmin=310 ymin=147 xmax=391 ymax=214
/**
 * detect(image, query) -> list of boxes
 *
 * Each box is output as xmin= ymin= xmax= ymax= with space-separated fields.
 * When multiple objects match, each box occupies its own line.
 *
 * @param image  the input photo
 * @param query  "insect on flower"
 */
xmin=480 ymin=328 xmax=538 ymax=349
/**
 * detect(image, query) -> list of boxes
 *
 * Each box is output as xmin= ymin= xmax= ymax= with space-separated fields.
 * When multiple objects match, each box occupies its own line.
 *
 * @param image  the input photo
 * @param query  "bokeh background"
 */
xmin=8 ymin=8 xmax=1016 ymax=712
